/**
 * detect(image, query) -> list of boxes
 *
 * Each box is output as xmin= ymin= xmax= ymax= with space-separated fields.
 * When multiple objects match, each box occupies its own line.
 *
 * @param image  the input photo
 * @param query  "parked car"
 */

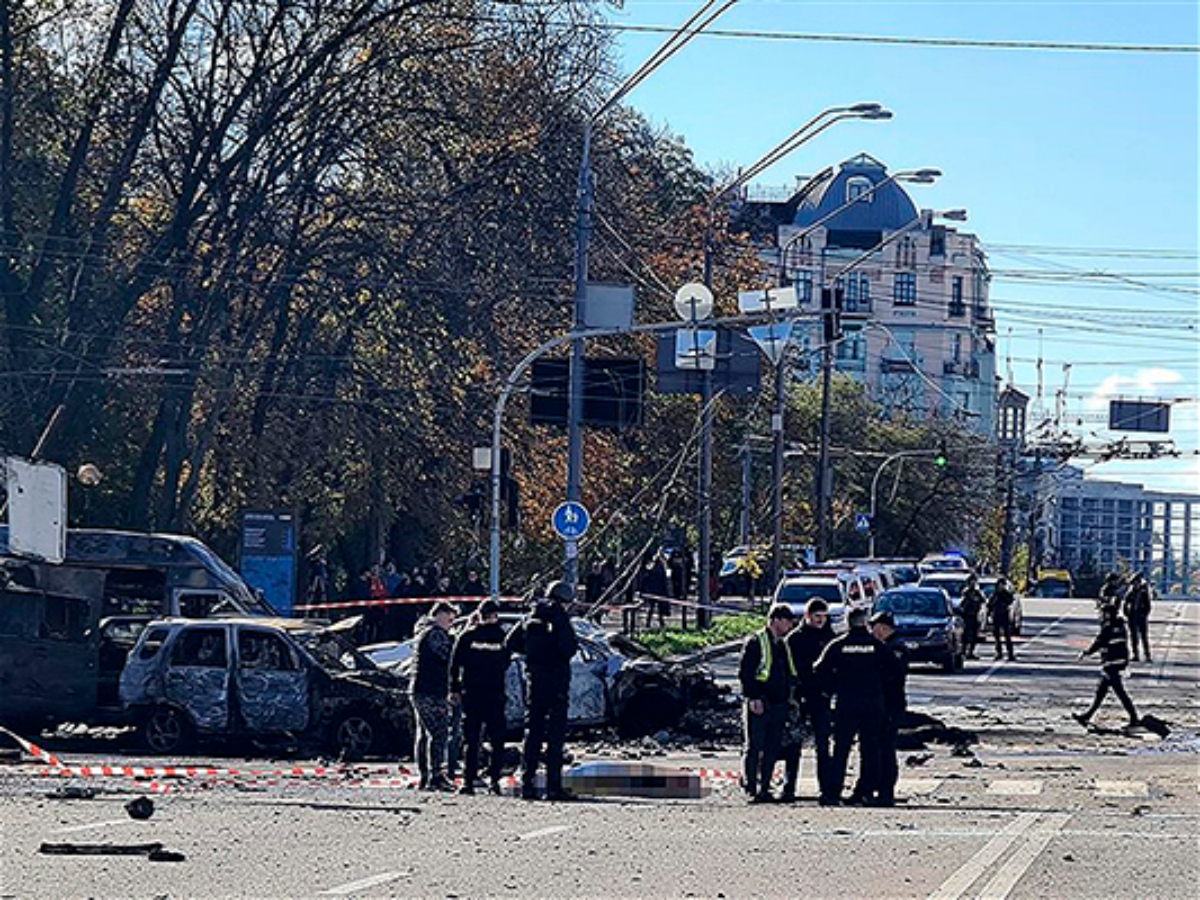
xmin=360 ymin=616 xmax=711 ymax=738
xmin=872 ymin=587 xmax=965 ymax=672
xmin=120 ymin=617 xmax=411 ymax=758
xmin=773 ymin=570 xmax=871 ymax=633
xmin=918 ymin=572 xmax=973 ymax=612
xmin=978 ymin=577 xmax=1025 ymax=635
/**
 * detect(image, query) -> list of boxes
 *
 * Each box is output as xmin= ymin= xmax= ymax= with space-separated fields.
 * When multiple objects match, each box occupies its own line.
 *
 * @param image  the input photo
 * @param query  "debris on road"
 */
xmin=124 ymin=796 xmax=155 ymax=820
xmin=45 ymin=785 xmax=97 ymax=800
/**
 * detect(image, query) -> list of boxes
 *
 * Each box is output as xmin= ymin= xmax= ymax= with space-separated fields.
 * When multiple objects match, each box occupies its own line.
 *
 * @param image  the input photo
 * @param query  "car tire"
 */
xmin=328 ymin=710 xmax=382 ymax=761
xmin=139 ymin=706 xmax=194 ymax=755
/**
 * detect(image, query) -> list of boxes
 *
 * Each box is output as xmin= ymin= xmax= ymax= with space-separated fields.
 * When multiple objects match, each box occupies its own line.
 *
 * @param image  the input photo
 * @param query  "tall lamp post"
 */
xmin=696 ymin=102 xmax=891 ymax=623
xmin=767 ymin=166 xmax=939 ymax=578
xmin=563 ymin=1 xmax=741 ymax=589
xmin=869 ymin=449 xmax=938 ymax=557
xmin=814 ymin=206 xmax=967 ymax=560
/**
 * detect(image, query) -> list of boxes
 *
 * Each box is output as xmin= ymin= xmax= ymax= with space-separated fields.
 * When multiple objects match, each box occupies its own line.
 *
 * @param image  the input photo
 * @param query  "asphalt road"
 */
xmin=1 ymin=597 xmax=1197 ymax=899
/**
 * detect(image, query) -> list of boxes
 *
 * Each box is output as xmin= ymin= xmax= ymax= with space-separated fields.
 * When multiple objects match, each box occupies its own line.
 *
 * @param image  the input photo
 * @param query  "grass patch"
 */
xmin=636 ymin=612 xmax=763 ymax=658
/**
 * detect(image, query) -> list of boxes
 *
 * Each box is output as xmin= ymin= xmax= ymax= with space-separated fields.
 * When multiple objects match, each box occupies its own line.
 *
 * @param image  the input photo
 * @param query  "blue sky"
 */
xmin=606 ymin=0 xmax=1199 ymax=494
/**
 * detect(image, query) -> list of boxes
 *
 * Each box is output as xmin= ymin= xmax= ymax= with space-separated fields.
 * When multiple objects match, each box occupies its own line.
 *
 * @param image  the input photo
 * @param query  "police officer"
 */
xmin=988 ymin=577 xmax=1017 ymax=661
xmin=1074 ymin=601 xmax=1140 ymax=730
xmin=737 ymin=603 xmax=797 ymax=804
xmin=959 ymin=574 xmax=985 ymax=659
xmin=506 ymin=581 xmax=578 ymax=801
xmin=814 ymin=607 xmax=887 ymax=806
xmin=1123 ymin=573 xmax=1153 ymax=662
xmin=409 ymin=601 xmax=458 ymax=791
xmin=450 ymin=599 xmax=511 ymax=795
xmin=869 ymin=610 xmax=908 ymax=807
xmin=782 ymin=598 xmax=835 ymax=803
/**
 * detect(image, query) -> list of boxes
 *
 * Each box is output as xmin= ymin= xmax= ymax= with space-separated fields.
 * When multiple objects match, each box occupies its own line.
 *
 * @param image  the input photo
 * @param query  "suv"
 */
xmin=121 ymin=618 xmax=411 ymax=758
xmin=872 ymin=587 xmax=965 ymax=672
xmin=774 ymin=570 xmax=869 ymax=632
xmin=918 ymin=572 xmax=973 ymax=612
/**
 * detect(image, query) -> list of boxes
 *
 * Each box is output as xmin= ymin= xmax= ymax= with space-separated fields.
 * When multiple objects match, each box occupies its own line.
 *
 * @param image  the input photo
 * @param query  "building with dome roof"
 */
xmin=767 ymin=153 xmax=997 ymax=435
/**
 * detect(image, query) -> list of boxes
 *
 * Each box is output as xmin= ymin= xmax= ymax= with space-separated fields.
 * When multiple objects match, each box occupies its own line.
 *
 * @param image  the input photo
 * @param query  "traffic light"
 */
xmin=820 ymin=287 xmax=843 ymax=343
xmin=934 ymin=443 xmax=949 ymax=468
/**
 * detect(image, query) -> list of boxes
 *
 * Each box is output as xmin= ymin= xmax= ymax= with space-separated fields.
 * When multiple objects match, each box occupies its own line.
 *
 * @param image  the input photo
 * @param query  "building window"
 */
xmin=951 ymin=333 xmax=962 ymax=362
xmin=894 ymin=272 xmax=916 ymax=306
xmin=949 ymin=276 xmax=965 ymax=317
xmin=847 ymin=176 xmax=873 ymax=203
xmin=898 ymin=237 xmax=918 ymax=269
xmin=839 ymin=273 xmax=871 ymax=313
xmin=794 ymin=269 xmax=813 ymax=303
xmin=930 ymin=226 xmax=946 ymax=257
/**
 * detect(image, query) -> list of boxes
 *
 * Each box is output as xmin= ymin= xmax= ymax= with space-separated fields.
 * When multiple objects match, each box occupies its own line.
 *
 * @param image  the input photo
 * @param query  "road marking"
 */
xmin=51 ymin=818 xmax=135 ymax=834
xmin=927 ymin=811 xmax=1041 ymax=900
xmin=975 ymin=613 xmax=1068 ymax=684
xmin=977 ymin=813 xmax=1071 ymax=900
xmin=1153 ymin=603 xmax=1188 ymax=684
xmin=1095 ymin=780 xmax=1148 ymax=798
xmin=320 ymin=871 xmax=410 ymax=895
xmin=897 ymin=778 xmax=942 ymax=794
xmin=518 ymin=824 xmax=573 ymax=841
xmin=986 ymin=780 xmax=1043 ymax=796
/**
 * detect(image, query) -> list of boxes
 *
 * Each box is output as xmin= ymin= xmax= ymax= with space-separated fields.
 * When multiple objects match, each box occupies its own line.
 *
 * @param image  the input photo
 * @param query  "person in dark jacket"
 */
xmin=959 ymin=575 xmax=985 ymax=659
xmin=988 ymin=577 xmax=1017 ymax=661
xmin=814 ymin=607 xmax=887 ymax=806
xmin=639 ymin=553 xmax=671 ymax=628
xmin=506 ymin=581 xmax=578 ymax=801
xmin=409 ymin=601 xmax=458 ymax=791
xmin=450 ymin=600 xmax=511 ymax=795
xmin=867 ymin=610 xmax=909 ymax=806
xmin=1123 ymin=573 xmax=1153 ymax=662
xmin=780 ymin=598 xmax=835 ymax=802
xmin=737 ymin=604 xmax=797 ymax=804
xmin=1074 ymin=602 xmax=1140 ymax=729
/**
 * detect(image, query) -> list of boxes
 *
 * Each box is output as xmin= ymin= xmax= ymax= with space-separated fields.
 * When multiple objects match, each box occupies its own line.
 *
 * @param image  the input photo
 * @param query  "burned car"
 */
xmin=361 ymin=616 xmax=714 ymax=738
xmin=120 ymin=618 xmax=411 ymax=758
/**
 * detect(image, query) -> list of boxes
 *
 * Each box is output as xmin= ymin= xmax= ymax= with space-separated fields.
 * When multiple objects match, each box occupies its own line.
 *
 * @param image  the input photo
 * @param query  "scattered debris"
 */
xmin=124 ymin=797 xmax=155 ymax=820
xmin=41 ymin=842 xmax=164 ymax=857
xmin=905 ymin=753 xmax=934 ymax=768
xmin=45 ymin=785 xmax=96 ymax=800
xmin=1139 ymin=714 xmax=1171 ymax=738
xmin=950 ymin=742 xmax=975 ymax=758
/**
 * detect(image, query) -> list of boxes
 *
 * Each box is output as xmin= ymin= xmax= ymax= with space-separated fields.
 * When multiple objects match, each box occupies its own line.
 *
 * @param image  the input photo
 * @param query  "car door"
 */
xmin=568 ymin=639 xmax=610 ymax=726
xmin=233 ymin=627 xmax=310 ymax=733
xmin=162 ymin=625 xmax=230 ymax=732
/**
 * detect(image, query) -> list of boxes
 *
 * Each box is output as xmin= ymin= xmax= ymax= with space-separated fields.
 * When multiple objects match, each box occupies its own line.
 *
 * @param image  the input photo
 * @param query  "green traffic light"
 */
xmin=934 ymin=454 xmax=947 ymax=467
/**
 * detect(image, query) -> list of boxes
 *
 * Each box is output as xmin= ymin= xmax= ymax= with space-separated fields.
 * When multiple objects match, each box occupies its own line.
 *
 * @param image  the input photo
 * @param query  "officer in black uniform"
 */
xmin=869 ymin=610 xmax=909 ymax=806
xmin=783 ymin=598 xmax=835 ymax=802
xmin=1074 ymin=601 xmax=1140 ymax=730
xmin=988 ymin=577 xmax=1017 ymax=661
xmin=1123 ymin=573 xmax=1153 ymax=662
xmin=959 ymin=574 xmax=985 ymax=659
xmin=450 ymin=599 xmax=511 ymax=795
xmin=814 ymin=607 xmax=887 ymax=806
xmin=737 ymin=603 xmax=797 ymax=804
xmin=506 ymin=581 xmax=578 ymax=801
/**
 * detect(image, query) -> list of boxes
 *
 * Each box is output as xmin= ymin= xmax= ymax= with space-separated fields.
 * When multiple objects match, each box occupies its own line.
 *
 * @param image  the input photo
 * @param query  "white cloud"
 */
xmin=1085 ymin=368 xmax=1184 ymax=409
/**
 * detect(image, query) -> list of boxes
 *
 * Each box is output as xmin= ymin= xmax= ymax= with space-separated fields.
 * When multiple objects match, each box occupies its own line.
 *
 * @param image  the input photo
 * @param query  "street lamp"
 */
xmin=868 ymin=449 xmax=938 ymax=557
xmin=814 ymin=206 xmax=968 ymax=560
xmin=563 ymin=1 xmax=741 ymax=589
xmin=696 ymin=102 xmax=892 ymax=622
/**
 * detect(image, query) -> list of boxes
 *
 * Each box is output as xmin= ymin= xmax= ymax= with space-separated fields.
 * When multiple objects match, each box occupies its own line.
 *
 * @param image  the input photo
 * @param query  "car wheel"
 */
xmin=329 ymin=710 xmax=382 ymax=761
xmin=140 ymin=706 xmax=193 ymax=755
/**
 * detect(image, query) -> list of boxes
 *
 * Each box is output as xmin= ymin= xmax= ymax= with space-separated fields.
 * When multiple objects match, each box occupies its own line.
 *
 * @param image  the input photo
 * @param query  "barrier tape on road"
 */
xmin=295 ymin=595 xmax=522 ymax=613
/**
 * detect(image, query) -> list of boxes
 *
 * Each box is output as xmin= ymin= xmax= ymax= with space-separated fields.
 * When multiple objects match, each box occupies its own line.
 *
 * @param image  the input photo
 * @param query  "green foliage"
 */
xmin=634 ymin=612 xmax=762 ymax=659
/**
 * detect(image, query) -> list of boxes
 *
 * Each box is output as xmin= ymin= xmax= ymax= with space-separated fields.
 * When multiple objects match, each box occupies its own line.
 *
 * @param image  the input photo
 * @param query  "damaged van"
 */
xmin=0 ymin=527 xmax=273 ymax=731
xmin=120 ymin=618 xmax=411 ymax=759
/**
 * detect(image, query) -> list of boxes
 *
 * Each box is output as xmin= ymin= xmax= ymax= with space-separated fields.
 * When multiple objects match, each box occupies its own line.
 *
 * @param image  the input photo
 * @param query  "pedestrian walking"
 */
xmin=737 ymin=604 xmax=797 ymax=804
xmin=814 ymin=607 xmax=887 ymax=806
xmin=781 ymin=598 xmax=835 ymax=803
xmin=868 ymin=610 xmax=909 ymax=807
xmin=409 ymin=601 xmax=458 ymax=791
xmin=959 ymin=574 xmax=985 ymax=659
xmin=506 ymin=581 xmax=578 ymax=801
xmin=1123 ymin=573 xmax=1153 ymax=662
xmin=450 ymin=599 xmax=511 ymax=795
xmin=1073 ymin=602 xmax=1140 ymax=730
xmin=639 ymin=553 xmax=671 ymax=628
xmin=988 ymin=576 xmax=1017 ymax=661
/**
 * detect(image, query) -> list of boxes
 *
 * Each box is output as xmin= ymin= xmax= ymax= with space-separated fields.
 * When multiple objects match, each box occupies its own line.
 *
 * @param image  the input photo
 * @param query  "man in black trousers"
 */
xmin=506 ymin=581 xmax=578 ymax=801
xmin=814 ymin=607 xmax=887 ymax=806
xmin=450 ymin=599 xmax=511 ymax=795
xmin=868 ymin=610 xmax=909 ymax=806
xmin=737 ymin=603 xmax=797 ymax=804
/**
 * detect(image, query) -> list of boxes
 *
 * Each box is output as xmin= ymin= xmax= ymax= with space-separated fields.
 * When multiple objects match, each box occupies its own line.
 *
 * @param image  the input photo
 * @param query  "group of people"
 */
xmin=958 ymin=574 xmax=1019 ymax=661
xmin=405 ymin=581 xmax=580 ymax=801
xmin=738 ymin=599 xmax=909 ymax=807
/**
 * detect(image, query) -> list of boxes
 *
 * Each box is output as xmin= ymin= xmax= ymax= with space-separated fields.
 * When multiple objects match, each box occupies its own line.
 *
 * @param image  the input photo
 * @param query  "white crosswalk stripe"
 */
xmin=987 ymin=779 xmax=1043 ymax=796
xmin=1094 ymin=780 xmax=1148 ymax=798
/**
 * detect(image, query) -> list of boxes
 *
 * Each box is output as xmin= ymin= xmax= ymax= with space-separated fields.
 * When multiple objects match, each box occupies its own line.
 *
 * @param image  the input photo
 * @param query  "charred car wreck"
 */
xmin=120 ymin=618 xmax=412 ymax=759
